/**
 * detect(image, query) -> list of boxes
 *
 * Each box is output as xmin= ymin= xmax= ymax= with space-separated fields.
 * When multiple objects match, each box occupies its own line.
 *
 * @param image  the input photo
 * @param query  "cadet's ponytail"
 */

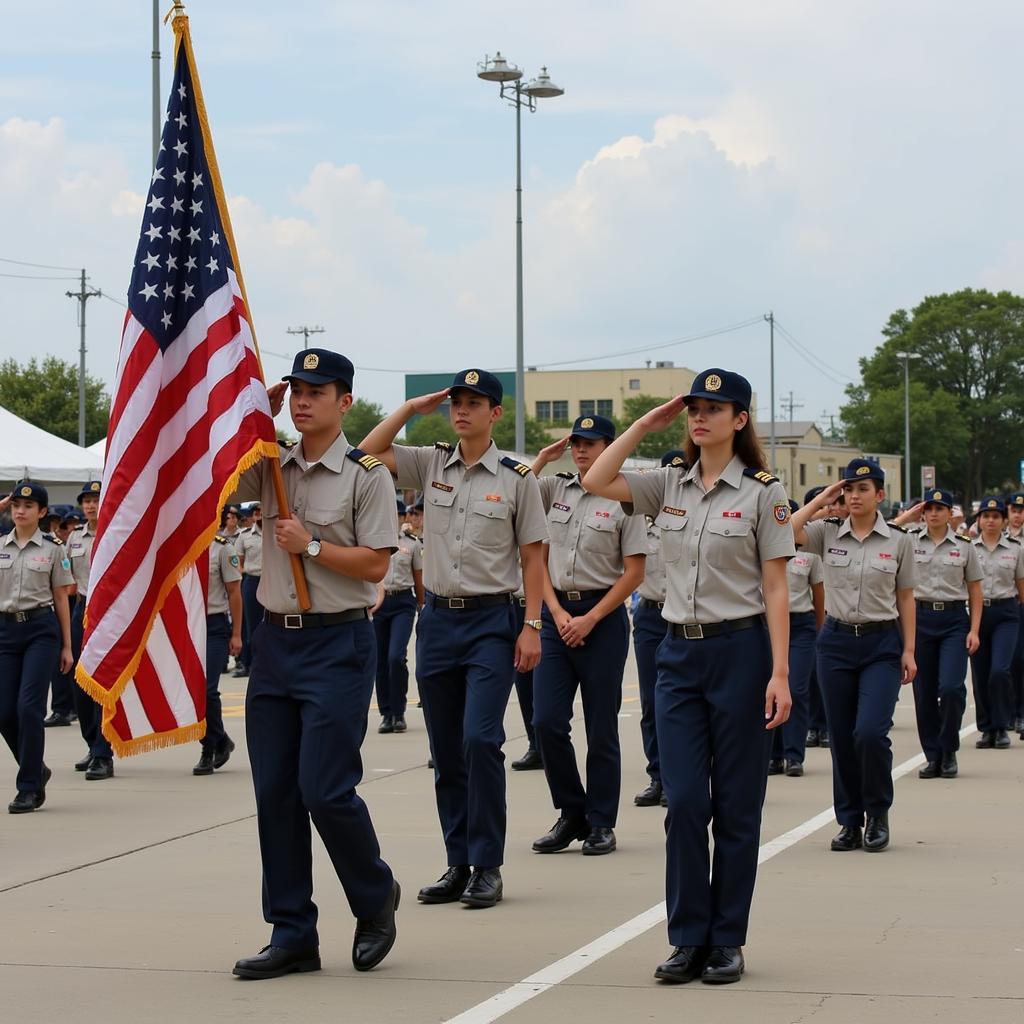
xmin=683 ymin=404 xmax=768 ymax=472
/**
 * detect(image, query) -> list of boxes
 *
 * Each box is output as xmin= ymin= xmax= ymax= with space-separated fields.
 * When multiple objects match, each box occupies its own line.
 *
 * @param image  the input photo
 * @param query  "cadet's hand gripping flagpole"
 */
xmin=169 ymin=1 xmax=311 ymax=611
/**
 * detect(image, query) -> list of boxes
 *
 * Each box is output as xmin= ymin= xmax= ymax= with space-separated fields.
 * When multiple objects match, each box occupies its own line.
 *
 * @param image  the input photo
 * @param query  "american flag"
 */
xmin=76 ymin=17 xmax=278 ymax=755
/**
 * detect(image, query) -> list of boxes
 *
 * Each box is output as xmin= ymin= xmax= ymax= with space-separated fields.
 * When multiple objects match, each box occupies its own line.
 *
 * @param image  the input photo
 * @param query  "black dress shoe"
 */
xmin=8 ymin=791 xmax=37 ymax=814
xmin=864 ymin=814 xmax=889 ymax=852
xmin=819 ymin=731 xmax=831 ymax=748
xmin=994 ymin=729 xmax=1011 ymax=749
xmin=232 ymin=944 xmax=321 ymax=980
xmin=353 ymin=880 xmax=400 ymax=970
xmin=918 ymin=760 xmax=940 ymax=779
xmin=418 ymin=865 xmax=471 ymax=904
xmin=830 ymin=825 xmax=863 ymax=851
xmin=582 ymin=826 xmax=616 ymax=856
xmin=43 ymin=712 xmax=74 ymax=727
xmin=805 ymin=729 xmax=820 ymax=748
xmin=511 ymin=746 xmax=543 ymax=771
xmin=701 ymin=946 xmax=744 ymax=984
xmin=940 ymin=753 xmax=958 ymax=778
xmin=392 ymin=716 xmax=407 ymax=733
xmin=231 ymin=665 xmax=249 ymax=678
xmin=213 ymin=737 xmax=236 ymax=770
xmin=85 ymin=757 xmax=114 ymax=781
xmin=75 ymin=753 xmax=92 ymax=772
xmin=975 ymin=731 xmax=994 ymax=749
xmin=654 ymin=945 xmax=707 ymax=984
xmin=378 ymin=716 xmax=394 ymax=734
xmin=634 ymin=780 xmax=663 ymax=806
xmin=767 ymin=758 xmax=785 ymax=775
xmin=532 ymin=816 xmax=589 ymax=853
xmin=460 ymin=867 xmax=502 ymax=908
xmin=785 ymin=761 xmax=804 ymax=777
xmin=36 ymin=765 xmax=51 ymax=809
xmin=193 ymin=750 xmax=215 ymax=776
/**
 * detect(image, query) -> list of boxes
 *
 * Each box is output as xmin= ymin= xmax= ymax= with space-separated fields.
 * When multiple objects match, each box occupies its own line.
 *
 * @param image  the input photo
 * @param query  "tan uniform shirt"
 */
xmin=392 ymin=441 xmax=548 ymax=597
xmin=787 ymin=551 xmax=824 ymax=615
xmin=803 ymin=514 xmax=916 ymax=623
xmin=384 ymin=534 xmax=423 ymax=591
xmin=621 ymin=455 xmax=795 ymax=625
xmin=0 ymin=530 xmax=74 ymax=612
xmin=237 ymin=525 xmax=263 ymax=577
xmin=913 ymin=528 xmax=983 ymax=602
xmin=637 ymin=520 xmax=667 ymax=603
xmin=539 ymin=473 xmax=647 ymax=591
xmin=208 ymin=538 xmax=241 ymax=616
xmin=971 ymin=535 xmax=1024 ymax=600
xmin=217 ymin=529 xmax=241 ymax=548
xmin=67 ymin=523 xmax=95 ymax=599
xmin=233 ymin=432 xmax=399 ymax=613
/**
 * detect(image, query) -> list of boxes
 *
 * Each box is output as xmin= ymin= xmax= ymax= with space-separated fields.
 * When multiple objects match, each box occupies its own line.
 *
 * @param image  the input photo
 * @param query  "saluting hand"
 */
xmin=410 ymin=388 xmax=451 ymax=416
xmin=637 ymin=395 xmax=686 ymax=433
xmin=536 ymin=435 xmax=571 ymax=466
xmin=275 ymin=518 xmax=312 ymax=554
xmin=266 ymin=381 xmax=288 ymax=417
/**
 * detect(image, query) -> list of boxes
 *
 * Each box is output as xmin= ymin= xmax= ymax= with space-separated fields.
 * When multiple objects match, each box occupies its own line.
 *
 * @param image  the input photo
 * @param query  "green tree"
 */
xmin=840 ymin=288 xmax=1024 ymax=501
xmin=343 ymin=398 xmax=385 ymax=445
xmin=0 ymin=355 xmax=111 ymax=446
xmin=491 ymin=410 xmax=552 ymax=454
xmin=617 ymin=394 xmax=688 ymax=459
xmin=402 ymin=413 xmax=457 ymax=447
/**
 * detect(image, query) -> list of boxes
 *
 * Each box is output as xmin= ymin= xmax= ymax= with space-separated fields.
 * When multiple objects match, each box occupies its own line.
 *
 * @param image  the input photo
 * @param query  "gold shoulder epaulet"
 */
xmin=500 ymin=455 xmax=531 ymax=477
xmin=347 ymin=447 xmax=384 ymax=471
xmin=743 ymin=467 xmax=779 ymax=486
xmin=824 ymin=516 xmax=843 ymax=525
xmin=434 ymin=440 xmax=453 ymax=451
xmin=213 ymin=535 xmax=227 ymax=544
xmin=43 ymin=533 xmax=62 ymax=545
xmin=556 ymin=471 xmax=575 ymax=479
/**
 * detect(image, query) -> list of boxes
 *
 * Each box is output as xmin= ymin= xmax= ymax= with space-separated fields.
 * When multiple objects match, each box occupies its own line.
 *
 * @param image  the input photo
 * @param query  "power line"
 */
xmin=773 ymin=319 xmax=856 ymax=385
xmin=0 ymin=272 xmax=81 ymax=281
xmin=0 ymin=255 xmax=81 ymax=272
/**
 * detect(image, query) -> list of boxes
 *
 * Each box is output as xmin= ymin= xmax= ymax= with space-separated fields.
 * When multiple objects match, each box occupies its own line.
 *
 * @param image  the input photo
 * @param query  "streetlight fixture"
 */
xmin=894 ymin=350 xmax=922 ymax=504
xmin=477 ymin=52 xmax=565 ymax=456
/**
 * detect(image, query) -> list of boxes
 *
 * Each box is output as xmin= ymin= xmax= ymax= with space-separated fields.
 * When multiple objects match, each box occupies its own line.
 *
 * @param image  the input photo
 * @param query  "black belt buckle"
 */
xmin=565 ymin=590 xmax=582 ymax=602
xmin=14 ymin=611 xmax=28 ymax=623
xmin=933 ymin=601 xmax=945 ymax=611
xmin=682 ymin=623 xmax=704 ymax=640
xmin=448 ymin=597 xmax=465 ymax=609
xmin=518 ymin=597 xmax=527 ymax=607
xmin=283 ymin=613 xmax=303 ymax=629
xmin=983 ymin=599 xmax=992 ymax=607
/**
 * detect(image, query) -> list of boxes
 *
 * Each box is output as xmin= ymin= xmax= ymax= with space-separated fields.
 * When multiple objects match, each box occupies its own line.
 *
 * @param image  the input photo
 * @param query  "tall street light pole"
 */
xmin=152 ymin=0 xmax=161 ymax=167
xmin=478 ymin=53 xmax=564 ymax=456
xmin=895 ymin=350 xmax=922 ymax=503
xmin=765 ymin=311 xmax=776 ymax=473
xmin=66 ymin=270 xmax=102 ymax=447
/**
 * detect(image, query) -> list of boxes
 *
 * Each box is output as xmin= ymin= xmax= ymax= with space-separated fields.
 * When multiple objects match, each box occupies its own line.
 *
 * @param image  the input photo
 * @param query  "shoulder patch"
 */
xmin=347 ymin=447 xmax=384 ymax=471
xmin=1008 ymin=535 xmax=1022 ymax=545
xmin=43 ymin=533 xmax=62 ymax=545
xmin=889 ymin=523 xmax=908 ymax=534
xmin=500 ymin=455 xmax=531 ymax=477
xmin=743 ymin=467 xmax=779 ymax=486
xmin=213 ymin=535 xmax=227 ymax=545
xmin=824 ymin=516 xmax=843 ymax=525
xmin=434 ymin=440 xmax=453 ymax=451
xmin=556 ymin=471 xmax=575 ymax=479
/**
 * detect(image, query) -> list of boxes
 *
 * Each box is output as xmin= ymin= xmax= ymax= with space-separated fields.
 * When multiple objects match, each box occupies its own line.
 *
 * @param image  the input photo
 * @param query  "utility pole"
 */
xmin=287 ymin=325 xmax=325 ymax=352
xmin=764 ymin=311 xmax=776 ymax=473
xmin=66 ymin=270 xmax=102 ymax=447
xmin=780 ymin=390 xmax=804 ymax=426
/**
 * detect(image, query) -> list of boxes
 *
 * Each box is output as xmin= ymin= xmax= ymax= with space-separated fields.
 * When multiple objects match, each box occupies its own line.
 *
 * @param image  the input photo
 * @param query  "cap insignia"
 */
xmin=988 ymin=500 xmax=997 ymax=508
xmin=704 ymin=373 xmax=722 ymax=392
xmin=303 ymin=353 xmax=319 ymax=370
xmin=932 ymin=490 xmax=942 ymax=500
xmin=580 ymin=417 xmax=594 ymax=429
xmin=856 ymin=465 xmax=871 ymax=476
xmin=465 ymin=370 xmax=480 ymax=385
xmin=20 ymin=486 xmax=31 ymax=497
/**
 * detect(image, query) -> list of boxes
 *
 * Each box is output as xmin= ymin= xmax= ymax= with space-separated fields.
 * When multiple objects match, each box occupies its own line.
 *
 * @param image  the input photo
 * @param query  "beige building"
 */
xmin=757 ymin=421 xmax=904 ymax=503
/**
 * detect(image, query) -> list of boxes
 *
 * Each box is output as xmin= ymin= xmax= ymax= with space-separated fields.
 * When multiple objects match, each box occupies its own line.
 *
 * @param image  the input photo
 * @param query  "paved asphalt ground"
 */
xmin=2 ymin=645 xmax=1022 ymax=1024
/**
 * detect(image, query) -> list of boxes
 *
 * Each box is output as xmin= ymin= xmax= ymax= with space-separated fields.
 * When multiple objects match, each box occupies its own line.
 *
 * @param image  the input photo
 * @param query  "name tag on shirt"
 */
xmin=662 ymin=506 xmax=687 ymax=517
xmin=431 ymin=481 xmax=454 ymax=492
xmin=877 ymin=552 xmax=893 ymax=560
xmin=722 ymin=511 xmax=742 ymax=519
xmin=553 ymin=502 xmax=571 ymax=512
xmin=828 ymin=547 xmax=847 ymax=556
xmin=594 ymin=510 xmax=611 ymax=519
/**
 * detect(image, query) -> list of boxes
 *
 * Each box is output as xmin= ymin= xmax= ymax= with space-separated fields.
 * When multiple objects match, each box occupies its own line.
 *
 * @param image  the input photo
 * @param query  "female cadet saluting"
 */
xmin=791 ymin=461 xmax=916 ymax=855
xmin=969 ymin=496 xmax=1024 ymax=750
xmin=893 ymin=490 xmax=981 ymax=778
xmin=0 ymin=482 xmax=74 ymax=813
xmin=586 ymin=368 xmax=793 ymax=986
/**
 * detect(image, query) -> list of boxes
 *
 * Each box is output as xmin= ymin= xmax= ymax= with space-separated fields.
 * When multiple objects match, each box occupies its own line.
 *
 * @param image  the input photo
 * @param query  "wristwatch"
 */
xmin=305 ymin=533 xmax=322 ymax=559
xmin=525 ymin=618 xmax=542 ymax=631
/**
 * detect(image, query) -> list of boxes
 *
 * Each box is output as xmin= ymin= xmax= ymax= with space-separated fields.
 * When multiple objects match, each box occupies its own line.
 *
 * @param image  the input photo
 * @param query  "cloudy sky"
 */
xmin=3 ymin=1 xmax=1022 ymax=431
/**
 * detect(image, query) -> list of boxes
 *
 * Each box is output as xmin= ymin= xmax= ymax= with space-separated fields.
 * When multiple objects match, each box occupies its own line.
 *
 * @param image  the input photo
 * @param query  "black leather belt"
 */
xmin=0 ymin=606 xmax=54 ymax=623
xmin=426 ymin=593 xmax=512 ymax=611
xmin=385 ymin=588 xmax=415 ymax=596
xmin=557 ymin=588 xmax=610 ymax=603
xmin=266 ymin=609 xmax=369 ymax=629
xmin=669 ymin=614 xmax=763 ymax=640
xmin=639 ymin=598 xmax=665 ymax=611
xmin=982 ymin=597 xmax=1016 ymax=607
xmin=917 ymin=599 xmax=966 ymax=612
xmin=829 ymin=617 xmax=897 ymax=636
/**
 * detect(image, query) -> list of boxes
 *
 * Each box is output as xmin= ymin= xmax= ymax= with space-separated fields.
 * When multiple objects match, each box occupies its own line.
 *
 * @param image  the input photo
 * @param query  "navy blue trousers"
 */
xmin=0 ymin=613 xmax=59 ymax=793
xmin=772 ymin=613 xmax=817 ymax=764
xmin=246 ymin=619 xmax=393 ymax=949
xmin=512 ymin=601 xmax=536 ymax=746
xmin=970 ymin=602 xmax=1019 ymax=733
xmin=239 ymin=574 xmax=263 ymax=670
xmin=70 ymin=599 xmax=112 ymax=759
xmin=808 ymin=666 xmax=827 ymax=733
xmin=49 ymin=646 xmax=75 ymax=718
xmin=202 ymin=612 xmax=229 ymax=752
xmin=912 ymin=607 xmax=968 ymax=762
xmin=632 ymin=602 xmax=665 ymax=783
xmin=817 ymin=620 xmax=902 ymax=826
xmin=373 ymin=590 xmax=416 ymax=718
xmin=1008 ymin=604 xmax=1024 ymax=722
xmin=416 ymin=599 xmax=517 ymax=867
xmin=656 ymin=624 xmax=772 ymax=947
xmin=533 ymin=598 xmax=630 ymax=827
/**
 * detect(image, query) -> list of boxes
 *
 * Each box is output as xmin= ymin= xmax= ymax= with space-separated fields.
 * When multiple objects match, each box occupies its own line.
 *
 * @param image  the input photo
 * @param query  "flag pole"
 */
xmin=170 ymin=3 xmax=311 ymax=610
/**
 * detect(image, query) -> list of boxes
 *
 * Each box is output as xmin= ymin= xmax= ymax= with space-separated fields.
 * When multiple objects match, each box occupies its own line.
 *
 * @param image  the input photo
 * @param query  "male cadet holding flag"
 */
xmin=361 ymin=369 xmax=548 ymax=909
xmin=230 ymin=349 xmax=400 ymax=980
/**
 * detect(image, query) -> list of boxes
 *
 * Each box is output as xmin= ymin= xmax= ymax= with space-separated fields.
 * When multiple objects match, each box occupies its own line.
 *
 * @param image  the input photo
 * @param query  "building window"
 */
xmin=535 ymin=401 xmax=551 ymax=422
xmin=552 ymin=400 xmax=569 ymax=422
xmin=799 ymin=463 xmax=806 ymax=486
xmin=579 ymin=399 xmax=595 ymax=417
xmin=629 ymin=378 xmax=640 ymax=390
xmin=597 ymin=399 xmax=613 ymax=418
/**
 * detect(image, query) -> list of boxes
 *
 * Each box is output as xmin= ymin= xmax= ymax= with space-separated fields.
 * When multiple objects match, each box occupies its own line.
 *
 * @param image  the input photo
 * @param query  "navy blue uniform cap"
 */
xmin=570 ymin=414 xmax=616 ymax=441
xmin=77 ymin=480 xmax=102 ymax=502
xmin=803 ymin=485 xmax=826 ymax=505
xmin=979 ymin=495 xmax=1007 ymax=516
xmin=10 ymin=480 xmax=48 ymax=506
xmin=1006 ymin=491 xmax=1024 ymax=508
xmin=684 ymin=368 xmax=752 ymax=413
xmin=283 ymin=348 xmax=355 ymax=389
xmin=841 ymin=458 xmax=884 ymax=484
xmin=450 ymin=368 xmax=502 ymax=404
xmin=922 ymin=488 xmax=954 ymax=510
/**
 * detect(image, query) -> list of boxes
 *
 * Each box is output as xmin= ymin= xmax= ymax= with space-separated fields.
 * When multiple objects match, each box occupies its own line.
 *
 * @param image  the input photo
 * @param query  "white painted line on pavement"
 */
xmin=444 ymin=722 xmax=978 ymax=1024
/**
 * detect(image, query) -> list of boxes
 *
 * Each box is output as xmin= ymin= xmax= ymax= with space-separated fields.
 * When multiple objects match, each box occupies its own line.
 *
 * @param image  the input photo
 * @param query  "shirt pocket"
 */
xmin=582 ymin=515 xmax=618 ymax=555
xmin=654 ymin=512 xmax=687 ymax=563
xmin=27 ymin=556 xmax=54 ymax=573
xmin=788 ymin=559 xmax=811 ymax=578
xmin=870 ymin=555 xmax=897 ymax=575
xmin=824 ymin=550 xmax=852 ymax=583
xmin=547 ymin=506 xmax=573 ymax=546
xmin=426 ymin=488 xmax=456 ymax=534
xmin=305 ymin=503 xmax=351 ymax=547
xmin=469 ymin=498 xmax=510 ymax=544
xmin=704 ymin=517 xmax=753 ymax=569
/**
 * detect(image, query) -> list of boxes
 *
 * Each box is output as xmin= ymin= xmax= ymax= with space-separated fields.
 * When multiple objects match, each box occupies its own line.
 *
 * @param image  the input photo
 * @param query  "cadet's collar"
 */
xmin=445 ymin=440 xmax=500 ymax=474
xmin=281 ymin=431 xmax=349 ymax=473
xmin=2 ymin=528 xmax=45 ymax=548
xmin=837 ymin=511 xmax=890 ymax=539
xmin=975 ymin=531 xmax=1012 ymax=548
xmin=682 ymin=454 xmax=745 ymax=490
xmin=565 ymin=472 xmax=583 ymax=490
